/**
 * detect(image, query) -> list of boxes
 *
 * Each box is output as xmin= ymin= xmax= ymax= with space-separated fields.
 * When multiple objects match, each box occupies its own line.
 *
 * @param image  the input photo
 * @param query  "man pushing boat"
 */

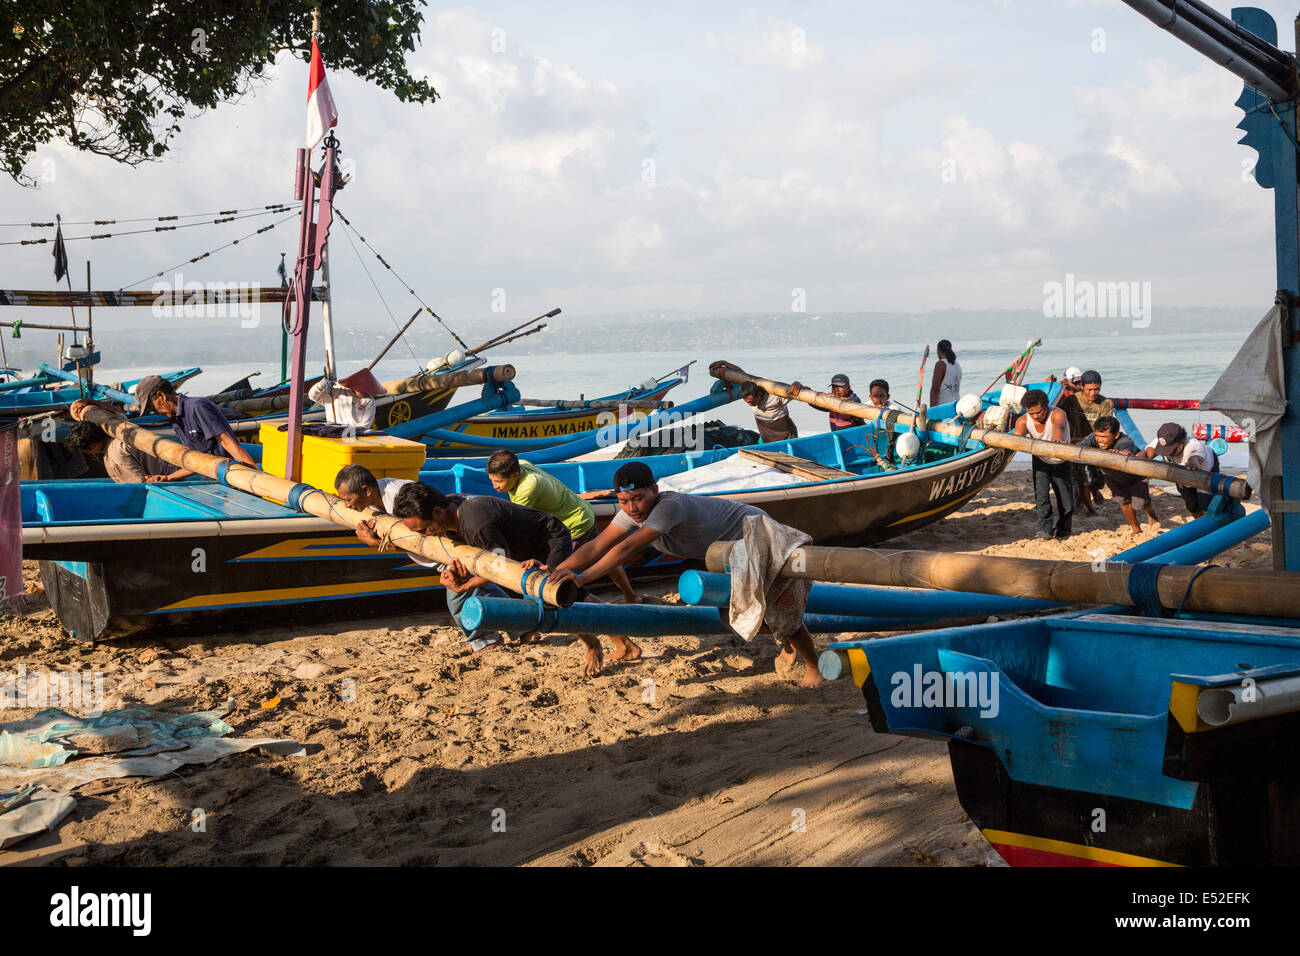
xmin=550 ymin=461 xmax=824 ymax=688
xmin=131 ymin=375 xmax=257 ymax=479
xmin=389 ymin=482 xmax=641 ymax=675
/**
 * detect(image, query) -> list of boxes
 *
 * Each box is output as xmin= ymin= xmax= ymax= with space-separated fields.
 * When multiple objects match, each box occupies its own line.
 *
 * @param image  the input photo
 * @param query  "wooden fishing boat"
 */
xmin=421 ymin=373 xmax=684 ymax=453
xmin=833 ymin=609 xmax=1300 ymax=866
xmin=19 ymin=384 xmax=1035 ymax=638
xmin=0 ymin=366 xmax=200 ymax=419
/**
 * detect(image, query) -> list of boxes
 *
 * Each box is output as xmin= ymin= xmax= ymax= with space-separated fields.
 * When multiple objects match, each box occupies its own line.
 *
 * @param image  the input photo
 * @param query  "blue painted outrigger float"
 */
xmin=814 ymin=3 xmax=1300 ymax=868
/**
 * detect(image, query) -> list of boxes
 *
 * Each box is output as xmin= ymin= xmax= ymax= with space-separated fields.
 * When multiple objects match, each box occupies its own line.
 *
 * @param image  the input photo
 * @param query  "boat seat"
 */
xmin=737 ymin=448 xmax=857 ymax=481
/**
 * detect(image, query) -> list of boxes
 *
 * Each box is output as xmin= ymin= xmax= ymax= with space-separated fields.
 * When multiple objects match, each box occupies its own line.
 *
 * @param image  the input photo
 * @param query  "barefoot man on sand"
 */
xmin=390 ymin=482 xmax=640 ymax=675
xmin=551 ymin=461 xmax=824 ymax=688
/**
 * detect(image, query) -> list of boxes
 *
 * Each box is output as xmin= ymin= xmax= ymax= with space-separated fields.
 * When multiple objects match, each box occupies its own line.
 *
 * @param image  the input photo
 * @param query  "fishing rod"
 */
xmin=471 ymin=323 xmax=547 ymax=356
xmin=466 ymin=308 xmax=561 ymax=355
xmin=365 ymin=308 xmax=422 ymax=370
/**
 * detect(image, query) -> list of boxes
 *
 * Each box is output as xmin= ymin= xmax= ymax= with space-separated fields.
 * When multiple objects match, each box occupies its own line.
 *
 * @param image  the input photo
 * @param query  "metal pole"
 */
xmin=85 ymin=260 xmax=93 ymax=387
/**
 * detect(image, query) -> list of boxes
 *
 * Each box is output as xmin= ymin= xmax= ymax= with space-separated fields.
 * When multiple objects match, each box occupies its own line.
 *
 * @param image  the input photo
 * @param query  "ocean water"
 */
xmin=91 ymin=328 xmax=1254 ymax=469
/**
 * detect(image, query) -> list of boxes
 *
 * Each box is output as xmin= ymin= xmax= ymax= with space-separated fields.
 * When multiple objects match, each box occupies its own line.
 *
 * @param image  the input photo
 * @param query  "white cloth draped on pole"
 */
xmin=1202 ymin=304 xmax=1289 ymax=508
xmin=725 ymin=514 xmax=811 ymax=642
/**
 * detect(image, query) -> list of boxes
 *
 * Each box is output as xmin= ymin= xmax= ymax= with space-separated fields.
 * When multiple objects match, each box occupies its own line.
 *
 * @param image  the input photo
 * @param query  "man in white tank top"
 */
xmin=1013 ymin=388 xmax=1074 ymax=539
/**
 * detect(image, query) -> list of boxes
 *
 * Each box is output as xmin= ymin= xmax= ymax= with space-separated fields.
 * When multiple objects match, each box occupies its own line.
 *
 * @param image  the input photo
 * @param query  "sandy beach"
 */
xmin=1 ymin=472 xmax=1269 ymax=867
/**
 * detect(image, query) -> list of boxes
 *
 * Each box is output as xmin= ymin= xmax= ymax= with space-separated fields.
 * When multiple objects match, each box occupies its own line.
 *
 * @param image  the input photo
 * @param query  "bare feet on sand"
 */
xmin=798 ymin=667 xmax=825 ymax=689
xmin=607 ymin=636 xmax=642 ymax=663
xmin=777 ymin=641 xmax=797 ymax=669
xmin=583 ymin=645 xmax=603 ymax=677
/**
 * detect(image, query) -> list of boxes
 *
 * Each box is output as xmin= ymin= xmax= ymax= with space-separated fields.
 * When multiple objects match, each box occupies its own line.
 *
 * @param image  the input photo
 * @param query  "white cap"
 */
xmin=1064 ymin=366 xmax=1082 ymax=382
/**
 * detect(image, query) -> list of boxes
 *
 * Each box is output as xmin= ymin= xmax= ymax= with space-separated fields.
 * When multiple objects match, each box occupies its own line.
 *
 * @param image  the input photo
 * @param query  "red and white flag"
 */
xmin=306 ymin=35 xmax=338 ymax=149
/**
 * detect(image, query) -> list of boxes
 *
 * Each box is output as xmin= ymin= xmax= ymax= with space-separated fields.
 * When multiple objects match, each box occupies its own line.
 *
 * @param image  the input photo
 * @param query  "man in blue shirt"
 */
xmin=134 ymin=375 xmax=255 ymax=481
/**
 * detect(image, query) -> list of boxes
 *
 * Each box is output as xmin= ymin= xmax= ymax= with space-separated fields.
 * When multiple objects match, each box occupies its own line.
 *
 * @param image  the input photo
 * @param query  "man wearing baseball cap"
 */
xmin=828 ymin=373 xmax=866 ymax=431
xmin=133 ymin=375 xmax=256 ymax=481
xmin=309 ymin=368 xmax=386 ymax=430
xmin=1139 ymin=422 xmax=1220 ymax=517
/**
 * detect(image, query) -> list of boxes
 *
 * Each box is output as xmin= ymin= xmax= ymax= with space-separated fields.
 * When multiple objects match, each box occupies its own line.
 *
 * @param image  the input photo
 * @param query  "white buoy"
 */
xmin=896 ymin=431 xmax=921 ymax=460
xmin=955 ymin=394 xmax=983 ymax=420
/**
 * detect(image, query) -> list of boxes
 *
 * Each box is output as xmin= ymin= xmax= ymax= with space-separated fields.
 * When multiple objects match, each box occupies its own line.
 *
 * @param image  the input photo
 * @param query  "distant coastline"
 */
xmin=0 ymin=306 xmax=1263 ymax=368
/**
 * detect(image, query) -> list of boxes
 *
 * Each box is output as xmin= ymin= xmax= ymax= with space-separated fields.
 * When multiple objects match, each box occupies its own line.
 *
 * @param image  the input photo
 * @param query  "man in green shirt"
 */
xmin=486 ymin=450 xmax=640 ymax=604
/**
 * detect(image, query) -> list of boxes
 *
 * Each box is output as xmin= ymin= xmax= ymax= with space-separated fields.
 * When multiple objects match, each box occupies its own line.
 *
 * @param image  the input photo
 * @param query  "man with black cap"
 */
xmin=1139 ymin=422 xmax=1219 ymax=517
xmin=552 ymin=461 xmax=824 ymax=688
xmin=828 ymin=374 xmax=865 ymax=431
xmin=132 ymin=375 xmax=256 ymax=481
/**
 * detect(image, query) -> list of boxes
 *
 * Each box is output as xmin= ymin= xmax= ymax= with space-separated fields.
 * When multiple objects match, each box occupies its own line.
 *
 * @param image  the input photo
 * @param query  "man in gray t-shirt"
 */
xmin=609 ymin=490 xmax=763 ymax=558
xmin=553 ymin=461 xmax=824 ymax=688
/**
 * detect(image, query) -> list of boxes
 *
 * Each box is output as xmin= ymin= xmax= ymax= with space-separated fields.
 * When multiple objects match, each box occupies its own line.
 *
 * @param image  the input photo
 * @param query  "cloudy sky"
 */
xmin=2 ymin=0 xmax=1296 ymax=337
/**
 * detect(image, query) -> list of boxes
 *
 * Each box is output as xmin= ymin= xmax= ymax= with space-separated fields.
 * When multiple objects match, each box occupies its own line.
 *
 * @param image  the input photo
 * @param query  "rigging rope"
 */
xmin=0 ymin=205 xmax=297 ymax=247
xmin=336 ymin=211 xmax=422 ymax=368
xmin=334 ymin=208 xmax=468 ymax=350
xmin=0 ymin=202 xmax=297 ymax=229
xmin=116 ymin=211 xmax=303 ymax=290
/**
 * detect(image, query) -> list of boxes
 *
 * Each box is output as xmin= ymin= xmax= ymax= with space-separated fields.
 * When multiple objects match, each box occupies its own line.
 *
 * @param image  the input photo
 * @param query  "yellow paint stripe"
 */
xmin=886 ymin=488 xmax=981 ymax=527
xmin=1168 ymin=680 xmax=1208 ymax=734
xmin=236 ymin=536 xmax=376 ymax=561
xmin=157 ymin=575 xmax=442 ymax=611
xmin=848 ymin=647 xmax=870 ymax=687
xmin=982 ymin=828 xmax=1181 ymax=867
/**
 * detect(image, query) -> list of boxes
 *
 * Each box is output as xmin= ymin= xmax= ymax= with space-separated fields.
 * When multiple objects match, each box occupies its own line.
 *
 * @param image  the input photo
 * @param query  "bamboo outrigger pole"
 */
xmin=709 ymin=363 xmax=1251 ymax=500
xmin=217 ymin=365 xmax=516 ymax=416
xmin=70 ymin=403 xmax=576 ymax=608
xmin=704 ymin=542 xmax=1299 ymax=620
xmin=381 ymin=363 xmax=515 ymax=397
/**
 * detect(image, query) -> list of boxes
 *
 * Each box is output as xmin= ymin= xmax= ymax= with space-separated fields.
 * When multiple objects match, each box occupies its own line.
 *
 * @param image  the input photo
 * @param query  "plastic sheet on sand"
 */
xmin=0 ymin=785 xmax=76 ymax=849
xmin=0 ymin=705 xmax=305 ymax=797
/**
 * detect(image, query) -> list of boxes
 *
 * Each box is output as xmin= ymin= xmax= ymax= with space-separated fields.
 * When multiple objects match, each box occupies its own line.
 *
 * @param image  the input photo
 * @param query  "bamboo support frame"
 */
xmin=381 ymin=364 xmax=516 ymax=397
xmin=709 ymin=363 xmax=1251 ymax=500
xmin=71 ymin=404 xmax=576 ymax=607
xmin=704 ymin=541 xmax=1297 ymax=619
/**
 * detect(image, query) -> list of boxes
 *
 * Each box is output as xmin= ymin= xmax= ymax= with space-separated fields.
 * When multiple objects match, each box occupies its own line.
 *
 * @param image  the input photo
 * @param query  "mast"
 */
xmin=1120 ymin=3 xmax=1300 ymax=572
xmin=284 ymin=6 xmax=338 ymax=480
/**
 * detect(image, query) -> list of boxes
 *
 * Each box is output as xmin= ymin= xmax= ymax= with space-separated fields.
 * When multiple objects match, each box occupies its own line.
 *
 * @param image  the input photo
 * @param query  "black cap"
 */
xmin=612 ymin=461 xmax=655 ymax=491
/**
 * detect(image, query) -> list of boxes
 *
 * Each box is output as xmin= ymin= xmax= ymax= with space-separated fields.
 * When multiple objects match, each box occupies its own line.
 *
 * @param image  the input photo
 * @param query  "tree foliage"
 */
xmin=1 ymin=1 xmax=439 ymax=185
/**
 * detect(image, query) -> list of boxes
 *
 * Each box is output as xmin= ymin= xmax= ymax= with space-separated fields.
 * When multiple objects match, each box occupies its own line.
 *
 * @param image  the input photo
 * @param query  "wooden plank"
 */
xmin=737 ymin=448 xmax=857 ymax=481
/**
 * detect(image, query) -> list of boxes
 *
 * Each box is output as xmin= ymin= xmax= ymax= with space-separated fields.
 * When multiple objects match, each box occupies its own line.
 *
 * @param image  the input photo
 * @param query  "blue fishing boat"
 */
xmin=0 ymin=365 xmax=200 ymax=419
xmin=19 ymin=382 xmax=1044 ymax=638
xmin=828 ymin=604 xmax=1300 ymax=866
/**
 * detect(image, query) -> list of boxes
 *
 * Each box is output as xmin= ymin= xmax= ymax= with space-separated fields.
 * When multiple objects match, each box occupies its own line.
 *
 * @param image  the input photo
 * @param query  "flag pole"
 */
xmin=285 ymin=6 xmax=338 ymax=480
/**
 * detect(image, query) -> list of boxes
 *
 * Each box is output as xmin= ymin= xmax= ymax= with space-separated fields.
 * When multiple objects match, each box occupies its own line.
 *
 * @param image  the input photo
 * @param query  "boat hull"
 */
xmin=28 ymin=516 xmax=685 ymax=640
xmin=838 ymin=612 xmax=1300 ymax=868
xmin=424 ymin=382 xmax=677 ymax=450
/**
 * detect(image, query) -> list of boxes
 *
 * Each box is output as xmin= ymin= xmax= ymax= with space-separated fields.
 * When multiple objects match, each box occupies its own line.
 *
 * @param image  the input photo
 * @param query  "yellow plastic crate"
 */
xmin=259 ymin=422 xmax=426 ymax=493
